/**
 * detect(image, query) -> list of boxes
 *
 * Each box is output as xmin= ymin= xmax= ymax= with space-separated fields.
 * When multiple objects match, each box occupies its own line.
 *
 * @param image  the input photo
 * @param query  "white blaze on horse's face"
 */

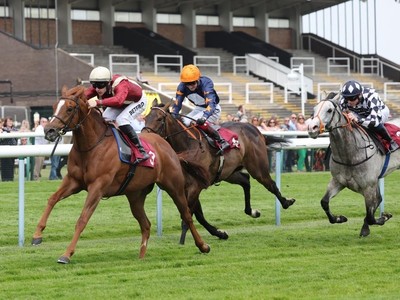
xmin=51 ymin=100 xmax=66 ymax=123
xmin=307 ymin=101 xmax=327 ymax=139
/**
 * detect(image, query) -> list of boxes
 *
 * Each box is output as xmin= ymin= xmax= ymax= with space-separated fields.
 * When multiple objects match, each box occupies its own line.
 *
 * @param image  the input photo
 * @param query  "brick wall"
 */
xmin=0 ymin=32 xmax=92 ymax=106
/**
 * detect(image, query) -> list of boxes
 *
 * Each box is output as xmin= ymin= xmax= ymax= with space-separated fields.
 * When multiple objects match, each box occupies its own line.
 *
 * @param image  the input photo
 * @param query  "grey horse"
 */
xmin=307 ymin=92 xmax=400 ymax=237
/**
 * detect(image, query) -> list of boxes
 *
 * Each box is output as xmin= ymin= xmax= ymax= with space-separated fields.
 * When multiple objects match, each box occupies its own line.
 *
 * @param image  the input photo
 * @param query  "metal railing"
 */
xmin=69 ymin=53 xmax=94 ymax=66
xmin=193 ymin=56 xmax=221 ymax=75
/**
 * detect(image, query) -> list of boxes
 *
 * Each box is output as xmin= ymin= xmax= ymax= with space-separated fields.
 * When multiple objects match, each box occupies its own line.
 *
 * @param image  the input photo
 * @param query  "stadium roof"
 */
xmin=29 ymin=0 xmax=349 ymax=17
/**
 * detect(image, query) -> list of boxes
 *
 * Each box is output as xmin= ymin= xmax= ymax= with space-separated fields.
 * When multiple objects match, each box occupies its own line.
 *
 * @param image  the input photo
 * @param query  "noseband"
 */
xmin=51 ymin=96 xmax=91 ymax=135
xmin=313 ymin=99 xmax=347 ymax=134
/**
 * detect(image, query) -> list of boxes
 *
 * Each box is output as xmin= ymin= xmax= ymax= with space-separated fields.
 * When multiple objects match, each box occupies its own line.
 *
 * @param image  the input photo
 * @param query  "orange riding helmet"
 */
xmin=180 ymin=64 xmax=201 ymax=83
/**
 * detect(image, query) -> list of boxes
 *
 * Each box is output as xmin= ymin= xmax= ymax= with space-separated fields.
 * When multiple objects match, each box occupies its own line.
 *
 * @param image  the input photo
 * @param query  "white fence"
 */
xmin=1 ymin=131 xmax=386 ymax=246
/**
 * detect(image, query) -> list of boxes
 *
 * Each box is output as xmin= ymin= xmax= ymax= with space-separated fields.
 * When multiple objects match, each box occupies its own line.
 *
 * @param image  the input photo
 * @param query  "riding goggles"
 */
xmin=184 ymin=81 xmax=197 ymax=87
xmin=91 ymin=81 xmax=108 ymax=89
xmin=344 ymin=95 xmax=359 ymax=102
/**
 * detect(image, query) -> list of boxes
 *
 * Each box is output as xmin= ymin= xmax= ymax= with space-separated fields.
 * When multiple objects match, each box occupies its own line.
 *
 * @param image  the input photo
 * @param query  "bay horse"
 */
xmin=308 ymin=92 xmax=400 ymax=237
xmin=31 ymin=85 xmax=210 ymax=263
xmin=144 ymin=101 xmax=295 ymax=243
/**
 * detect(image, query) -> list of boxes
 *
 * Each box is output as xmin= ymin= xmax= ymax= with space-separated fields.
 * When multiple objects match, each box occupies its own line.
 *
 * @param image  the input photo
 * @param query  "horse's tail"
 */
xmin=264 ymin=135 xmax=290 ymax=149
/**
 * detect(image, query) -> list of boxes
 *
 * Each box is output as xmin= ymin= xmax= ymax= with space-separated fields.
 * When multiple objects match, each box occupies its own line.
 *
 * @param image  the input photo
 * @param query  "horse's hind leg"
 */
xmin=225 ymin=171 xmax=260 ymax=218
xmin=321 ymin=178 xmax=347 ymax=224
xmin=32 ymin=176 xmax=81 ymax=245
xmin=361 ymin=186 xmax=392 ymax=237
xmin=126 ymin=191 xmax=151 ymax=258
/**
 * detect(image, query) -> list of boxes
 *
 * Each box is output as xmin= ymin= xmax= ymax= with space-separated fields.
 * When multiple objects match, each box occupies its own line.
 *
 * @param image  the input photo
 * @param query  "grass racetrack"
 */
xmin=1 ymin=170 xmax=400 ymax=299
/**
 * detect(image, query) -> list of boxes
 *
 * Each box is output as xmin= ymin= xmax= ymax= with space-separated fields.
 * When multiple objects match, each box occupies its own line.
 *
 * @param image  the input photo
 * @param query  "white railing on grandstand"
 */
xmin=317 ymin=83 xmax=341 ymax=102
xmin=109 ymin=54 xmax=140 ymax=75
xmin=69 ymin=53 xmax=94 ymax=66
xmin=193 ymin=56 xmax=221 ymax=76
xmin=233 ymin=56 xmax=248 ymax=75
xmin=154 ymin=55 xmax=183 ymax=74
xmin=246 ymin=82 xmax=274 ymax=104
xmin=360 ymin=57 xmax=380 ymax=76
xmin=327 ymin=57 xmax=350 ymax=75
xmin=247 ymin=53 xmax=314 ymax=96
xmin=384 ymin=82 xmax=400 ymax=101
xmin=291 ymin=57 xmax=315 ymax=75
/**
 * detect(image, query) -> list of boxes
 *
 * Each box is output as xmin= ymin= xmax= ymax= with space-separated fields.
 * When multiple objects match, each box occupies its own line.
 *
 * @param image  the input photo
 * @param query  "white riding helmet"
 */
xmin=89 ymin=66 xmax=112 ymax=82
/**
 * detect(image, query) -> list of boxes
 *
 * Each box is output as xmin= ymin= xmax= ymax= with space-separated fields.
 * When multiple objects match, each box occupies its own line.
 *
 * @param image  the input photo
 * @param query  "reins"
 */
xmin=143 ymin=107 xmax=202 ymax=142
xmin=316 ymin=99 xmax=377 ymax=167
xmin=52 ymin=95 xmax=110 ymax=153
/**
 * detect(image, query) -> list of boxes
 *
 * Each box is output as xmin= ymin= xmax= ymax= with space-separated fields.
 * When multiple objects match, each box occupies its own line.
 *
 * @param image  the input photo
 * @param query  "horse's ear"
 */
xmin=61 ymin=85 xmax=68 ymax=96
xmin=151 ymin=98 xmax=158 ymax=108
xmin=165 ymin=101 xmax=172 ymax=111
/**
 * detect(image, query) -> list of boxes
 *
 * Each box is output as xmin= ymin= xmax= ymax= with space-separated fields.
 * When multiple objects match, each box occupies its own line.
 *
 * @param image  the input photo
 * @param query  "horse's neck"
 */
xmin=329 ymin=125 xmax=372 ymax=158
xmin=73 ymin=111 xmax=108 ymax=147
xmin=168 ymin=119 xmax=201 ymax=151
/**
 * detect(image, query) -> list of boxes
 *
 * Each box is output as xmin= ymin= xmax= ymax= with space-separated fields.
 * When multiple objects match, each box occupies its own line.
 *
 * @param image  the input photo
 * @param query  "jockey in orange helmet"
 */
xmin=172 ymin=64 xmax=229 ymax=154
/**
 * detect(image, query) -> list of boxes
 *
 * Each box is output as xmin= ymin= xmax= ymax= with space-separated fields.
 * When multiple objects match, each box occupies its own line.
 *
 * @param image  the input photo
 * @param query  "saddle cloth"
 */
xmin=110 ymin=127 xmax=155 ymax=168
xmin=376 ymin=123 xmax=400 ymax=153
xmin=215 ymin=127 xmax=240 ymax=151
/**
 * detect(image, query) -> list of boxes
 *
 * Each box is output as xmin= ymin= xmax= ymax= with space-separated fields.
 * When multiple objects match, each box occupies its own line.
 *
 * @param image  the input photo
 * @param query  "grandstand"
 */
xmin=1 ymin=0 xmax=400 ymax=123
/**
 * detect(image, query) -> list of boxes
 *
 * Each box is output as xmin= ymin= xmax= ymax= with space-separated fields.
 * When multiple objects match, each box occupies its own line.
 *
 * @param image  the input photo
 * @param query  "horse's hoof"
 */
xmin=217 ymin=230 xmax=229 ymax=240
xmin=244 ymin=208 xmax=261 ymax=218
xmin=282 ymin=198 xmax=296 ymax=209
xmin=382 ymin=212 xmax=393 ymax=221
xmin=31 ymin=237 xmax=42 ymax=245
xmin=201 ymin=244 xmax=211 ymax=254
xmin=57 ymin=256 xmax=70 ymax=264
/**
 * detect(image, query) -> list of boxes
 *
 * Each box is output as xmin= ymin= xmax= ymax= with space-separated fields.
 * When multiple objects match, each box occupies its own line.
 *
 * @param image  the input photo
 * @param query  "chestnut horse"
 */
xmin=144 ymin=101 xmax=296 ymax=243
xmin=31 ymin=86 xmax=210 ymax=263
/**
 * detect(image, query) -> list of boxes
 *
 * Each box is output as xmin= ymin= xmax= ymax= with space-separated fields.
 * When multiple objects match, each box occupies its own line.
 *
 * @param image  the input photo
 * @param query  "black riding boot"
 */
xmin=119 ymin=125 xmax=150 ymax=160
xmin=375 ymin=124 xmax=399 ymax=152
xmin=206 ymin=126 xmax=230 ymax=154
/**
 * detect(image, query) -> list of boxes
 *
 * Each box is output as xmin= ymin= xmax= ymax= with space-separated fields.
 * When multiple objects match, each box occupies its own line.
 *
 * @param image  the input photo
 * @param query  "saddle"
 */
xmin=367 ymin=123 xmax=400 ymax=154
xmin=201 ymin=127 xmax=240 ymax=153
xmin=110 ymin=126 xmax=154 ymax=168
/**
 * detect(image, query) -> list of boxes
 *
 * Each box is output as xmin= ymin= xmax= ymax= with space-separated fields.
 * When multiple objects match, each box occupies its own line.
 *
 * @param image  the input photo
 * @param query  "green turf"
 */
xmin=1 ymin=171 xmax=399 ymax=299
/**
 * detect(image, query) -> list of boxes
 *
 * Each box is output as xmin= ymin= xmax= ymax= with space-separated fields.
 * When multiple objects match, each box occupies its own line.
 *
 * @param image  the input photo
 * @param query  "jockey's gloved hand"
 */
xmin=196 ymin=117 xmax=206 ymax=126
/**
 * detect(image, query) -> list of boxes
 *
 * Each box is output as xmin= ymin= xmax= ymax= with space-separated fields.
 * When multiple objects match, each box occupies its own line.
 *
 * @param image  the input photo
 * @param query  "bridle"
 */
xmin=314 ymin=99 xmax=377 ymax=166
xmin=143 ymin=107 xmax=201 ymax=141
xmin=51 ymin=96 xmax=92 ymax=135
xmin=51 ymin=95 xmax=109 ymax=152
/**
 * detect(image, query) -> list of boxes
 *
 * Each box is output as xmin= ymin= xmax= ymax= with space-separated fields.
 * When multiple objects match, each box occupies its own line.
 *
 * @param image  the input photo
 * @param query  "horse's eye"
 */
xmin=327 ymin=108 xmax=333 ymax=113
xmin=66 ymin=106 xmax=74 ymax=113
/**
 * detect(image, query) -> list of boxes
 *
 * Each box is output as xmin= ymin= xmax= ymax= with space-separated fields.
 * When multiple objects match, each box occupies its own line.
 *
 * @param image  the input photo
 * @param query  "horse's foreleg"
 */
xmin=192 ymin=198 xmax=229 ymax=241
xmin=127 ymin=192 xmax=151 ymax=259
xmin=321 ymin=179 xmax=347 ymax=224
xmin=58 ymin=189 xmax=103 ymax=264
xmin=226 ymin=172 xmax=260 ymax=218
xmin=167 ymin=189 xmax=210 ymax=254
xmin=32 ymin=176 xmax=81 ymax=246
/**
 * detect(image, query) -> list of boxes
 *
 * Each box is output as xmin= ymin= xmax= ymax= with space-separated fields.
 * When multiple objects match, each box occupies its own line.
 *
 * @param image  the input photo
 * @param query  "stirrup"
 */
xmin=216 ymin=141 xmax=229 ymax=155
xmin=389 ymin=141 xmax=399 ymax=153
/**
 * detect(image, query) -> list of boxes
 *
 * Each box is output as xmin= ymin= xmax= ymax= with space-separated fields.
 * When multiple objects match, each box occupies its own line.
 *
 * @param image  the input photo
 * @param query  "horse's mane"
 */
xmin=61 ymin=85 xmax=87 ymax=102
